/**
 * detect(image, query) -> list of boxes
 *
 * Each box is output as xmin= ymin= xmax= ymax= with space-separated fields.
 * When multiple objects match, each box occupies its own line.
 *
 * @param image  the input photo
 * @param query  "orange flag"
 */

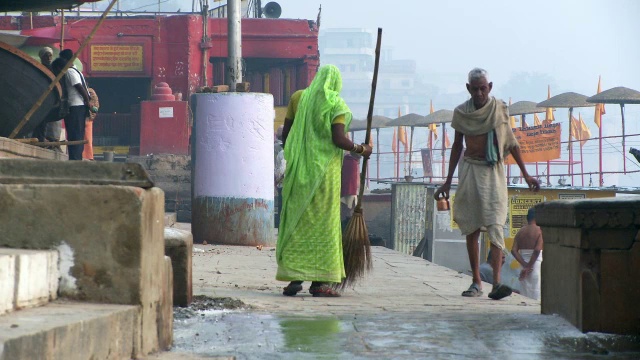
xmin=594 ymin=76 xmax=606 ymax=128
xmin=579 ymin=113 xmax=591 ymax=148
xmin=545 ymin=85 xmax=555 ymax=122
xmin=398 ymin=127 xmax=408 ymax=153
xmin=534 ymin=113 xmax=542 ymax=126
xmin=391 ymin=128 xmax=397 ymax=153
xmin=444 ymin=130 xmax=451 ymax=148
xmin=428 ymin=100 xmax=438 ymax=140
xmin=509 ymin=97 xmax=517 ymax=128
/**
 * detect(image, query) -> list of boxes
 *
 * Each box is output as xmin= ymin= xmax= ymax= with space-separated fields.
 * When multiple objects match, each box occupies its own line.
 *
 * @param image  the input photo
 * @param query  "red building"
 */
xmin=0 ymin=14 xmax=319 ymax=153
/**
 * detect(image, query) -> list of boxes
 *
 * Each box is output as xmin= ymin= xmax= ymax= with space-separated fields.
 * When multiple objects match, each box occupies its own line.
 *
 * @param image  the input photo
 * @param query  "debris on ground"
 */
xmin=174 ymin=296 xmax=251 ymax=320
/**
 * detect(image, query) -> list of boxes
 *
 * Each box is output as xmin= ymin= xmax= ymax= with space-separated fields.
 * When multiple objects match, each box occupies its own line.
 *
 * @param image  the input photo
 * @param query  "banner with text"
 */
xmin=91 ymin=45 xmax=144 ymax=72
xmin=505 ymin=123 xmax=561 ymax=164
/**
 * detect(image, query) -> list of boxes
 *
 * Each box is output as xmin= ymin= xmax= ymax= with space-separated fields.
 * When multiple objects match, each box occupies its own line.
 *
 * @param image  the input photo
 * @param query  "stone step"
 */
xmin=0 ymin=249 xmax=58 ymax=315
xmin=0 ymin=301 xmax=138 ymax=360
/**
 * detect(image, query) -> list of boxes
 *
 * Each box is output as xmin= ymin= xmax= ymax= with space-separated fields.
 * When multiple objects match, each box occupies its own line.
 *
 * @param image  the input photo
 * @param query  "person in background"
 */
xmin=511 ymin=208 xmax=543 ymax=300
xmin=33 ymin=47 xmax=56 ymax=144
xmin=83 ymin=87 xmax=99 ymax=160
xmin=276 ymin=65 xmax=372 ymax=297
xmin=59 ymin=49 xmax=90 ymax=160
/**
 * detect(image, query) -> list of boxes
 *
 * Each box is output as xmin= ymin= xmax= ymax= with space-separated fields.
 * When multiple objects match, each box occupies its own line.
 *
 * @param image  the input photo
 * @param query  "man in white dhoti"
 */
xmin=511 ymin=208 xmax=543 ymax=300
xmin=435 ymin=68 xmax=540 ymax=300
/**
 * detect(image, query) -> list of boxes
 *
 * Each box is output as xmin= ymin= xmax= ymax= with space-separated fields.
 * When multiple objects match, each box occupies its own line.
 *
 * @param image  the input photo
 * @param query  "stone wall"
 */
xmin=536 ymin=198 xmax=640 ymax=335
xmin=128 ymin=154 xmax=192 ymax=222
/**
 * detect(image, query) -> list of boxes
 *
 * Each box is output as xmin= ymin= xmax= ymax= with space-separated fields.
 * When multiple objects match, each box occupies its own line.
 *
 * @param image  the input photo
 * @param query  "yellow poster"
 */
xmin=505 ymin=123 xmax=561 ymax=164
xmin=91 ymin=45 xmax=144 ymax=72
xmin=509 ymin=195 xmax=544 ymax=237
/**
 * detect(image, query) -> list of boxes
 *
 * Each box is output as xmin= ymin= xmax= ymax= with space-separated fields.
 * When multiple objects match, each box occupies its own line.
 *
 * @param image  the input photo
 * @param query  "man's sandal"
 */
xmin=488 ymin=283 xmax=513 ymax=300
xmin=461 ymin=283 xmax=483 ymax=297
xmin=283 ymin=282 xmax=303 ymax=296
xmin=309 ymin=284 xmax=341 ymax=297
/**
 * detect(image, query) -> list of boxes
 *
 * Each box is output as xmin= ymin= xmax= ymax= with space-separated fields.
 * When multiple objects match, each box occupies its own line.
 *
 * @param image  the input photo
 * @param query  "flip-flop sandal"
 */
xmin=488 ymin=284 xmax=513 ymax=300
xmin=309 ymin=285 xmax=341 ymax=297
xmin=461 ymin=283 xmax=483 ymax=297
xmin=283 ymin=283 xmax=303 ymax=296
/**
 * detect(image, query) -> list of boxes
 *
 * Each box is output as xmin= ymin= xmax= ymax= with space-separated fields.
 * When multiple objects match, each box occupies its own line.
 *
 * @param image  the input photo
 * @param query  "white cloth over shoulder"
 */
xmin=519 ymin=249 xmax=542 ymax=300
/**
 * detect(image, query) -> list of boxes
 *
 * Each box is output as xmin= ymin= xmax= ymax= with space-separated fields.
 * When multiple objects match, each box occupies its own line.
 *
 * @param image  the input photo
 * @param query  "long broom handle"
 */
xmin=355 ymin=27 xmax=382 ymax=210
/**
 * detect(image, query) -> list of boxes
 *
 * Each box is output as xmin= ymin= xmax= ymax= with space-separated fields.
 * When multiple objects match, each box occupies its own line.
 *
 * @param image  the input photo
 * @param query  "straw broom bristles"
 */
xmin=337 ymin=207 xmax=372 ymax=290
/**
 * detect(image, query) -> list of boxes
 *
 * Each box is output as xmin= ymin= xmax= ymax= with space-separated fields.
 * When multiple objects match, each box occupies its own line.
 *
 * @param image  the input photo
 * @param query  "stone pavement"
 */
xmin=153 ymin=224 xmax=640 ymax=359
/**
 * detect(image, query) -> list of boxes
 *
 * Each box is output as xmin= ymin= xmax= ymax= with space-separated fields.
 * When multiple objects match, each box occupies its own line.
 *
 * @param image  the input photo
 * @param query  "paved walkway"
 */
xmin=154 ymin=224 xmax=640 ymax=359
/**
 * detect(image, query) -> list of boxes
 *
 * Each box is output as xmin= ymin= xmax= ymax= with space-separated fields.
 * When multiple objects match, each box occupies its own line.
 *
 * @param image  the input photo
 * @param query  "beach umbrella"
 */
xmin=587 ymin=86 xmax=640 ymax=173
xmin=537 ymin=92 xmax=595 ymax=185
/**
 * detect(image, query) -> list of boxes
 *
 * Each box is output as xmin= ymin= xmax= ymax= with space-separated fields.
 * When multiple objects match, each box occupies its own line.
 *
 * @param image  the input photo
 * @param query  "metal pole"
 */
xmin=396 ymin=128 xmax=400 ymax=181
xmin=441 ymin=123 xmax=446 ymax=182
xmin=568 ymin=107 xmax=574 ymax=186
xmin=60 ymin=9 xmax=65 ymax=50
xmin=599 ymin=115 xmax=603 ymax=186
xmin=227 ymin=0 xmax=242 ymax=92
xmin=201 ymin=1 xmax=209 ymax=87
xmin=376 ymin=129 xmax=380 ymax=181
xmin=408 ymin=126 xmax=414 ymax=177
xmin=580 ymin=142 xmax=585 ymax=186
xmin=428 ymin=130 xmax=433 ymax=183
xmin=621 ymin=104 xmax=626 ymax=173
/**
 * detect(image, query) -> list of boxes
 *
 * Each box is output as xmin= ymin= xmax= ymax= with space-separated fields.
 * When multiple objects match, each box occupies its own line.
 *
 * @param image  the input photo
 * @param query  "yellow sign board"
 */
xmin=508 ymin=195 xmax=544 ymax=237
xmin=91 ymin=45 xmax=144 ymax=72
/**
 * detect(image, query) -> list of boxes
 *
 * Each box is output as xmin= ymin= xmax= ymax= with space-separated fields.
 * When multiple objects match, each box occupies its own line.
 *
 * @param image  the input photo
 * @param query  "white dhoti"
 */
xmin=519 ymin=249 xmax=542 ymax=300
xmin=453 ymin=157 xmax=508 ymax=253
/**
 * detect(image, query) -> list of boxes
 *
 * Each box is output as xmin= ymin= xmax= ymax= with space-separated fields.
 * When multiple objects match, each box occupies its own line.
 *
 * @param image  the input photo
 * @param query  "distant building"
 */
xmin=319 ymin=28 xmax=431 ymax=118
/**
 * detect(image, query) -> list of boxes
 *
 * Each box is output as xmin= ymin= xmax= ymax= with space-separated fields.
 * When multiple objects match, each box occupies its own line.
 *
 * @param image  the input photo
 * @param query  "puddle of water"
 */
xmin=169 ymin=304 xmax=640 ymax=360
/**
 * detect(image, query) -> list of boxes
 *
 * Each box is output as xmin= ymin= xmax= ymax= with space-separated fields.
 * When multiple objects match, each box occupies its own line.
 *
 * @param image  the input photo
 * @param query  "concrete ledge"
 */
xmin=164 ymin=227 xmax=192 ymax=307
xmin=0 ymin=301 xmax=138 ymax=360
xmin=537 ymin=198 xmax=640 ymax=335
xmin=536 ymin=198 xmax=640 ymax=229
xmin=0 ymin=249 xmax=58 ymax=314
xmin=0 ymin=137 xmax=68 ymax=160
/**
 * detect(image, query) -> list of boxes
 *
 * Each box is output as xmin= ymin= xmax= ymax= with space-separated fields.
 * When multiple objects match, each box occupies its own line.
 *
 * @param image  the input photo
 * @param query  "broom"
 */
xmin=338 ymin=28 xmax=382 ymax=290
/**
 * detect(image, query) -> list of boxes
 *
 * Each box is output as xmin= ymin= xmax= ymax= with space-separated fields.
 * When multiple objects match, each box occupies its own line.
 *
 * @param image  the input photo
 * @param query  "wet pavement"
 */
xmin=154 ymin=226 xmax=640 ymax=359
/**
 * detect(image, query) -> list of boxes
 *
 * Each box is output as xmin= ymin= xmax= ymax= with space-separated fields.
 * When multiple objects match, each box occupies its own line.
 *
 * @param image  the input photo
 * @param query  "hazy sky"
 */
xmin=277 ymin=0 xmax=640 ymax=97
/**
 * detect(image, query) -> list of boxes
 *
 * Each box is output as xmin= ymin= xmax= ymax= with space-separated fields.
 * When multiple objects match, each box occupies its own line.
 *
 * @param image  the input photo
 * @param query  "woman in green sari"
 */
xmin=276 ymin=65 xmax=372 ymax=297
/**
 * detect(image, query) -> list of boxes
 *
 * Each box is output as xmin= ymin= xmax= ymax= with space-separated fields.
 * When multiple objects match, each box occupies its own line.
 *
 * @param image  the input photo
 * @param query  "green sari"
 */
xmin=276 ymin=65 xmax=352 ymax=283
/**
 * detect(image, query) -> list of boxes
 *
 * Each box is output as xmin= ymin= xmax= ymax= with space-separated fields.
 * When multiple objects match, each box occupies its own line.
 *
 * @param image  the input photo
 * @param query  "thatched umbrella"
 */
xmin=537 ymin=92 xmax=595 ymax=186
xmin=387 ymin=113 xmax=428 ymax=177
xmin=508 ymin=101 xmax=547 ymax=122
xmin=587 ymin=86 xmax=640 ymax=174
xmin=349 ymin=115 xmax=390 ymax=181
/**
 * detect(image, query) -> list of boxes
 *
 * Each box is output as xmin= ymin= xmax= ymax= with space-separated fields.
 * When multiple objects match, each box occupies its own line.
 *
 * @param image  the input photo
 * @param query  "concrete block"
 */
xmin=0 ymin=185 xmax=170 ymax=356
xmin=541 ymin=242 xmax=582 ymax=327
xmin=0 ymin=302 xmax=138 ymax=360
xmin=164 ymin=227 xmax=193 ymax=307
xmin=0 ymin=252 xmax=16 ymax=315
xmin=0 ymin=249 xmax=59 ymax=310
xmin=159 ymin=255 xmax=174 ymax=350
